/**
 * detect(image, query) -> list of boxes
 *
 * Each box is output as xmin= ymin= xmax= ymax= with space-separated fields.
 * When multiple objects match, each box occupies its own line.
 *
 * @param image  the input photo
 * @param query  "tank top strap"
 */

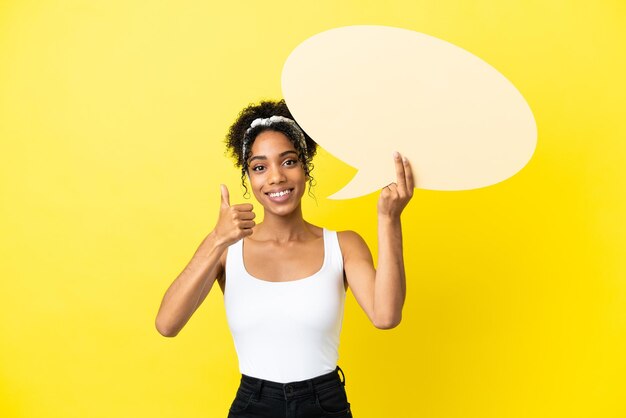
xmin=224 ymin=237 xmax=245 ymax=292
xmin=324 ymin=228 xmax=344 ymax=274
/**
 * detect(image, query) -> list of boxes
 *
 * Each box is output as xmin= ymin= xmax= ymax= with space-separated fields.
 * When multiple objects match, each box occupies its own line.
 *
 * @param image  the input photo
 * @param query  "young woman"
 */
xmin=155 ymin=99 xmax=414 ymax=417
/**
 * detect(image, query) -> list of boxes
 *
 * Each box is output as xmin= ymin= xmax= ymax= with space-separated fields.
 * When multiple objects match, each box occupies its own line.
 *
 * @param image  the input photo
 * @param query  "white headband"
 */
xmin=242 ymin=115 xmax=308 ymax=166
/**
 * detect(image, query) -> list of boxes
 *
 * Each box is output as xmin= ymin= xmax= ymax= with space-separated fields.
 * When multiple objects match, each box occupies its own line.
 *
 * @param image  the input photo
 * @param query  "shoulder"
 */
xmin=337 ymin=229 xmax=364 ymax=245
xmin=337 ymin=230 xmax=372 ymax=260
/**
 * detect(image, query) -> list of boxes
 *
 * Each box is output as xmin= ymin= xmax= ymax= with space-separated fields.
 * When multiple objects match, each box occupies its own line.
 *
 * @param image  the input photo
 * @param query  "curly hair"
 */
xmin=224 ymin=99 xmax=318 ymax=199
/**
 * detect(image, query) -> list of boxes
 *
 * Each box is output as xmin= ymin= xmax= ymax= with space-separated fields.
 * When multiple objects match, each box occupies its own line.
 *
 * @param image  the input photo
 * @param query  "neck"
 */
xmin=255 ymin=205 xmax=313 ymax=243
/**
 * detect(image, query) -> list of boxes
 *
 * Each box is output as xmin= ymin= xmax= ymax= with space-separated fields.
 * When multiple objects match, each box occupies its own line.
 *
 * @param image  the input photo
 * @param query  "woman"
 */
xmin=155 ymin=99 xmax=414 ymax=417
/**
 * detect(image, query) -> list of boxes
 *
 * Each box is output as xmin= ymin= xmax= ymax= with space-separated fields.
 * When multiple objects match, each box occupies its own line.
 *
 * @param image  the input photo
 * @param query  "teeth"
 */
xmin=268 ymin=189 xmax=291 ymax=197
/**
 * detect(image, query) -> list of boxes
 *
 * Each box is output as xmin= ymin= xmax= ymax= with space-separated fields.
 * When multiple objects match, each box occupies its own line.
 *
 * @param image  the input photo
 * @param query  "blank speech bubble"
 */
xmin=281 ymin=25 xmax=537 ymax=199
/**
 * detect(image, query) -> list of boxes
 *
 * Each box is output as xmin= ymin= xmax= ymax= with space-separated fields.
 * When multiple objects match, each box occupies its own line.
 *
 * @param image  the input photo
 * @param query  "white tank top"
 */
xmin=224 ymin=228 xmax=346 ymax=383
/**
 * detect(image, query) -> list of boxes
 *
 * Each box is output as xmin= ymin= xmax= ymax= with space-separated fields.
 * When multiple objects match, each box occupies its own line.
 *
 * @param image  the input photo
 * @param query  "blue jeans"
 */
xmin=227 ymin=366 xmax=353 ymax=417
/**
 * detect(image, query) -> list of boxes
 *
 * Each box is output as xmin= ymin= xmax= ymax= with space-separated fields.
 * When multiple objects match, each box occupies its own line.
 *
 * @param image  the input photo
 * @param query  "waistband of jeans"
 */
xmin=239 ymin=366 xmax=345 ymax=400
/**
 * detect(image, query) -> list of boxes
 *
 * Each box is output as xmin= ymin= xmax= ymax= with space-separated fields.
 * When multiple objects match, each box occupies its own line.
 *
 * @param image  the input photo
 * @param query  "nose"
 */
xmin=268 ymin=165 xmax=287 ymax=185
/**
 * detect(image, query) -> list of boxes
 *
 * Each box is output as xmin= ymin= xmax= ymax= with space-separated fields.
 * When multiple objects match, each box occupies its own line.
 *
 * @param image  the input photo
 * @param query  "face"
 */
xmin=246 ymin=130 xmax=307 ymax=216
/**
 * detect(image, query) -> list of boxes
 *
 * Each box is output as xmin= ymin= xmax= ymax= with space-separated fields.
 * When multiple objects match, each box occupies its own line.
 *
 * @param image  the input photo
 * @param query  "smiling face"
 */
xmin=246 ymin=129 xmax=307 ymax=217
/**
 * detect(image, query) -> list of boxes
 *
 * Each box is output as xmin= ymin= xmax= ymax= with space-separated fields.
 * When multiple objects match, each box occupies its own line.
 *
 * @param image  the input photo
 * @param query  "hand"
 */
xmin=213 ymin=184 xmax=256 ymax=247
xmin=377 ymin=151 xmax=415 ymax=219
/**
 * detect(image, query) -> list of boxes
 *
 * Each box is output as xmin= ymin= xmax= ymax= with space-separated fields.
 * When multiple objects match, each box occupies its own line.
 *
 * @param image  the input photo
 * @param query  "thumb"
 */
xmin=220 ymin=184 xmax=230 ymax=207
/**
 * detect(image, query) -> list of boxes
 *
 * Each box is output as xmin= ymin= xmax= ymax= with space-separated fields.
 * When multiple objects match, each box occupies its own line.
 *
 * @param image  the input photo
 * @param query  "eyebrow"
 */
xmin=248 ymin=150 xmax=298 ymax=163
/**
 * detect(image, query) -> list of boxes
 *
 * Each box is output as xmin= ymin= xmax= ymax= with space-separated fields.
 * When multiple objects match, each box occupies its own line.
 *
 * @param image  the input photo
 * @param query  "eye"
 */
xmin=284 ymin=159 xmax=298 ymax=166
xmin=251 ymin=165 xmax=265 ymax=172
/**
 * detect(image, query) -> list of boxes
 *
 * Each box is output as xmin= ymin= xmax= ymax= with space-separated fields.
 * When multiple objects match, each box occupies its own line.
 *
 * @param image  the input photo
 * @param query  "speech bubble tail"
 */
xmin=326 ymin=170 xmax=382 ymax=200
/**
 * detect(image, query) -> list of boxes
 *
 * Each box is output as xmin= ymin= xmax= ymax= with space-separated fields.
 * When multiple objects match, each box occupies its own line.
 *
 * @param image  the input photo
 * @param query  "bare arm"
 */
xmin=155 ymin=231 xmax=226 ymax=337
xmin=155 ymin=184 xmax=255 ymax=337
xmin=342 ymin=151 xmax=414 ymax=329
xmin=374 ymin=215 xmax=406 ymax=327
xmin=341 ymin=220 xmax=406 ymax=330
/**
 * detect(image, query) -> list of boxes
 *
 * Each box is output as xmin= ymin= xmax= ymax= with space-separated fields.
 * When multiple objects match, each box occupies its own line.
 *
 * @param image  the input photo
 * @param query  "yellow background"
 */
xmin=1 ymin=1 xmax=625 ymax=417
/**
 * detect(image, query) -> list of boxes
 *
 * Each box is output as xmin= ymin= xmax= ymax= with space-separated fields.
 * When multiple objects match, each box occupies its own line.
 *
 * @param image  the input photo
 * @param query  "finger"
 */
xmin=233 ymin=203 xmax=254 ymax=212
xmin=239 ymin=220 xmax=256 ymax=229
xmin=237 ymin=210 xmax=256 ymax=220
xmin=403 ymin=156 xmax=415 ymax=195
xmin=220 ymin=184 xmax=230 ymax=208
xmin=393 ymin=151 xmax=407 ymax=192
xmin=381 ymin=183 xmax=395 ymax=198
xmin=387 ymin=183 xmax=399 ymax=198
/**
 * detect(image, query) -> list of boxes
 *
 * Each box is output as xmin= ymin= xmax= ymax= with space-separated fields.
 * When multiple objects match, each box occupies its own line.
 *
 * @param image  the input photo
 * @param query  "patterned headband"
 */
xmin=242 ymin=115 xmax=308 ymax=167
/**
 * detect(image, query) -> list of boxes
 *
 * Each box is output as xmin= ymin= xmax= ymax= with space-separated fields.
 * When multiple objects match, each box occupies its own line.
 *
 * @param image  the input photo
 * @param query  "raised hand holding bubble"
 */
xmin=377 ymin=151 xmax=415 ymax=219
xmin=213 ymin=184 xmax=256 ymax=247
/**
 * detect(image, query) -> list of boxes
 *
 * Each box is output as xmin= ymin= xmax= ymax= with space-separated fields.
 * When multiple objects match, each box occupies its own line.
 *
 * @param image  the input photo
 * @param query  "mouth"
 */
xmin=265 ymin=188 xmax=294 ymax=201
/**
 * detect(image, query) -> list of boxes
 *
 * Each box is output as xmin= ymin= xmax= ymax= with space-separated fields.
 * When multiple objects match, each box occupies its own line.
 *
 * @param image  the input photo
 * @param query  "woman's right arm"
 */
xmin=155 ymin=184 xmax=255 ymax=337
xmin=155 ymin=232 xmax=227 ymax=337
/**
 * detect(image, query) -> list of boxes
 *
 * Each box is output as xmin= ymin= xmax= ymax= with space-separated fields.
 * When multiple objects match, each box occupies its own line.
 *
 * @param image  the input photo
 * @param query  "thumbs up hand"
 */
xmin=213 ymin=184 xmax=256 ymax=247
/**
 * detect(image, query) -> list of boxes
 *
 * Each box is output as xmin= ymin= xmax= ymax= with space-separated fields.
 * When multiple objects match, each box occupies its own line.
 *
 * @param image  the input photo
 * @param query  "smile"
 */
xmin=266 ymin=189 xmax=293 ymax=198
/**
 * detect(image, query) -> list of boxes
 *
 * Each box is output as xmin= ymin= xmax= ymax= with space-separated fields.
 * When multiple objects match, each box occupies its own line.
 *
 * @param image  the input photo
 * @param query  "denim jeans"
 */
xmin=227 ymin=366 xmax=353 ymax=417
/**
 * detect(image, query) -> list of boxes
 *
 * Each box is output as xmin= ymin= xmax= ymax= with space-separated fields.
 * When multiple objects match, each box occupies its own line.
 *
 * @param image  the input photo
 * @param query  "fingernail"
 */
xmin=393 ymin=151 xmax=399 ymax=158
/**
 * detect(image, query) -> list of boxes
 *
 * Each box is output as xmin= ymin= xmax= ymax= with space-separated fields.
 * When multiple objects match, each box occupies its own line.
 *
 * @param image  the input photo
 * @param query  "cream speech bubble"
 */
xmin=281 ymin=25 xmax=537 ymax=199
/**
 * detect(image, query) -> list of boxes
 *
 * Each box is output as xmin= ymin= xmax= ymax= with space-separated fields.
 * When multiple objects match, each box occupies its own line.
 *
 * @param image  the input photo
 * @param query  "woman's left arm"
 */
xmin=342 ymin=151 xmax=414 ymax=329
